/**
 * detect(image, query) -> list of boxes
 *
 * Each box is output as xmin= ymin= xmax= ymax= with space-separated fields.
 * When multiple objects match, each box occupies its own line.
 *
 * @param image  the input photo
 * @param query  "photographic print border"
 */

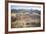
xmin=5 ymin=0 xmax=45 ymax=34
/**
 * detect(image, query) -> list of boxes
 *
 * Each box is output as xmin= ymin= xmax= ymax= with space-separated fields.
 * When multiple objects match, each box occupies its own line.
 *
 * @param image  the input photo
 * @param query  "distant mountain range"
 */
xmin=11 ymin=9 xmax=40 ymax=14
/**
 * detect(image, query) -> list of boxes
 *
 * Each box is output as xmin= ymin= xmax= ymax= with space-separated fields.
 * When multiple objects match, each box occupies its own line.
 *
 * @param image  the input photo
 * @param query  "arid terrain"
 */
xmin=11 ymin=9 xmax=41 ymax=28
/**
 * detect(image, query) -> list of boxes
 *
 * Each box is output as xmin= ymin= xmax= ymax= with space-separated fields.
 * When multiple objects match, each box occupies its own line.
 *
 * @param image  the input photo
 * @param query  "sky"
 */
xmin=11 ymin=5 xmax=41 ymax=10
